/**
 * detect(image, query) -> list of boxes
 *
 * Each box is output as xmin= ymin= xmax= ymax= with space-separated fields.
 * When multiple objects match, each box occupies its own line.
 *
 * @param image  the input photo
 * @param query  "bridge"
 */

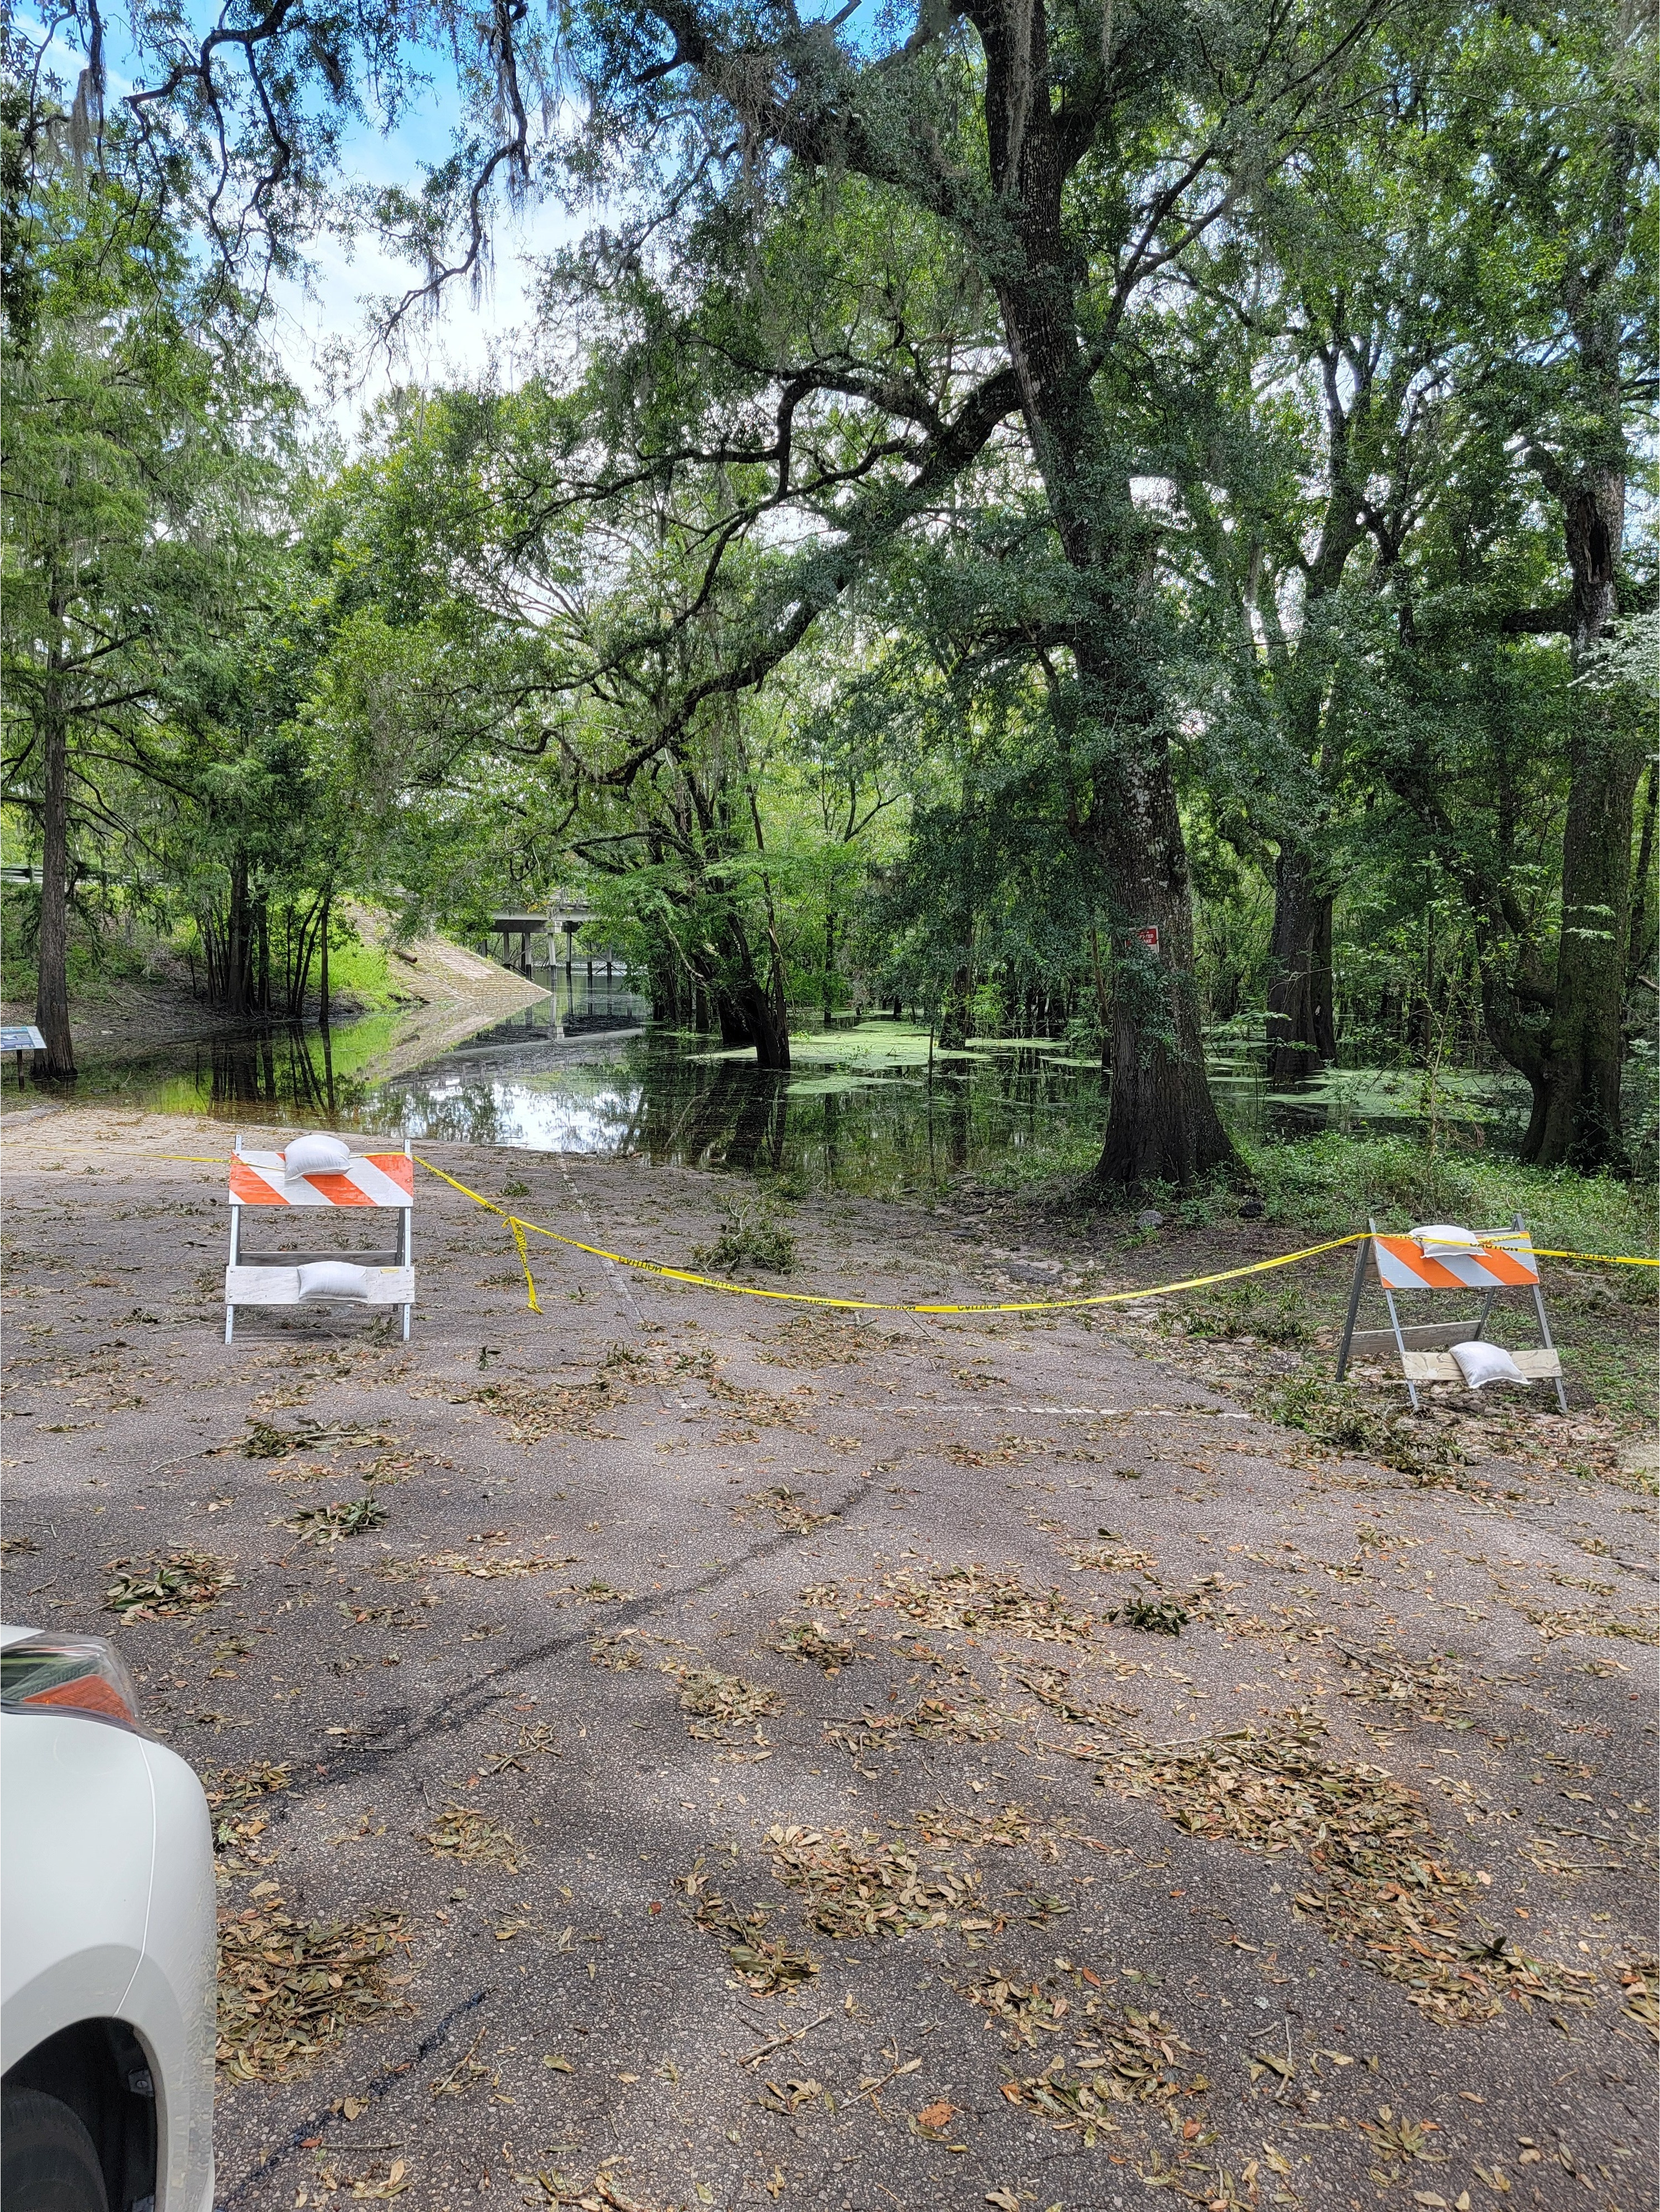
xmin=486 ymin=894 xmax=618 ymax=974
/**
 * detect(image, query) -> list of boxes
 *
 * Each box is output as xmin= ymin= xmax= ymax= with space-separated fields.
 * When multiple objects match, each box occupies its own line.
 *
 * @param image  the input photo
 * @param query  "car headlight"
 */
xmin=1 ymin=1634 xmax=146 ymax=1733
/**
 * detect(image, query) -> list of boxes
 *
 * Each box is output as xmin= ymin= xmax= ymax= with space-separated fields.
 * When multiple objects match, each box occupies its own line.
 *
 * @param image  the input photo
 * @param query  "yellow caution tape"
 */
xmin=414 ymin=1153 xmax=1375 ymax=1313
xmin=510 ymin=1219 xmax=543 ymax=1314
xmin=1531 ymin=1249 xmax=1658 ymax=1266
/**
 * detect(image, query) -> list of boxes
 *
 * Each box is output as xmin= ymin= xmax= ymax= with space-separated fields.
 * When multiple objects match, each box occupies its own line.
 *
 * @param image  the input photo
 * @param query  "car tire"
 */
xmin=1 ymin=2086 xmax=110 ymax=2212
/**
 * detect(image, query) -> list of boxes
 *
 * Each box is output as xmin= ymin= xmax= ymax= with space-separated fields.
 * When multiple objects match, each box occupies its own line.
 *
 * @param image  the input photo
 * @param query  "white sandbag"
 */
xmin=1410 ymin=1222 xmax=1481 ymax=1255
xmin=296 ymin=1260 xmax=373 ymax=1302
xmin=284 ymin=1133 xmax=353 ymax=1181
xmin=1450 ymin=1340 xmax=1528 ymax=1390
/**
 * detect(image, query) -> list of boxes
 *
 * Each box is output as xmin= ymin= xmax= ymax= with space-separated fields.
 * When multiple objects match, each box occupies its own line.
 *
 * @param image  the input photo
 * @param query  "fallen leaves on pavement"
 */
xmin=205 ymin=1759 xmax=292 ymax=1858
xmin=770 ymin=1619 xmax=857 ymax=1671
xmin=105 ymin=1550 xmax=232 ymax=1620
xmin=677 ymin=1861 xmax=819 ymax=1992
xmin=662 ymin=1662 xmax=781 ymax=1739
xmin=1100 ymin=1709 xmax=1600 ymax=2022
xmin=465 ymin=1375 xmax=630 ymax=1442
xmin=424 ymin=1551 xmax=581 ymax=1579
xmin=766 ymin=1823 xmax=982 ymax=1938
xmin=514 ymin=2163 xmax=659 ymax=2210
xmin=217 ymin=1892 xmax=409 ymax=2081
xmin=420 ymin=1803 xmax=520 ymax=1869
xmin=285 ymin=1495 xmax=389 ymax=1544
xmin=237 ymin=1417 xmax=396 ymax=1459
xmin=737 ymin=1483 xmax=836 ymax=1534
xmin=883 ymin=1563 xmax=1093 ymax=1646
xmin=1013 ymin=1663 xmax=1142 ymax=1726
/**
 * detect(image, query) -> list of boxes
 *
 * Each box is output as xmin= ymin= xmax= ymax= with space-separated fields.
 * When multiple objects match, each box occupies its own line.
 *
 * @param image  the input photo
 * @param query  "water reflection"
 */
xmin=3 ymin=977 xmax=1531 ymax=1196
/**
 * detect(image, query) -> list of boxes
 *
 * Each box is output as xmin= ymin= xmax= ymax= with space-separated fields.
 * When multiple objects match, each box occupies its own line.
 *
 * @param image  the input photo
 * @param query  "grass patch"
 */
xmin=1179 ymin=1281 xmax=1313 ymax=1345
xmin=1240 ymin=1131 xmax=1657 ymax=1255
xmin=1265 ymin=1373 xmax=1464 ymax=1480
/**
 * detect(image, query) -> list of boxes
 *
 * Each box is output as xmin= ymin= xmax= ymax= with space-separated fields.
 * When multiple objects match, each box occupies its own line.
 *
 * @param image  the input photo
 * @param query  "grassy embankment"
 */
xmin=0 ymin=888 xmax=407 ymax=1024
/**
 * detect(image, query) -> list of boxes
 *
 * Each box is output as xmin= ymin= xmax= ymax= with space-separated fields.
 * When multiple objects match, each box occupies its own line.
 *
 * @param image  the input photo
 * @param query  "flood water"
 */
xmin=4 ymin=969 xmax=1532 ymax=1194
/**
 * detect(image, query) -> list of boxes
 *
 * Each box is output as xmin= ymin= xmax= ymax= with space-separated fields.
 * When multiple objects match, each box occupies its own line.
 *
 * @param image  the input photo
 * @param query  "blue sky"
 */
xmin=24 ymin=7 xmax=578 ymax=428
xmin=268 ymin=96 xmax=578 ymax=427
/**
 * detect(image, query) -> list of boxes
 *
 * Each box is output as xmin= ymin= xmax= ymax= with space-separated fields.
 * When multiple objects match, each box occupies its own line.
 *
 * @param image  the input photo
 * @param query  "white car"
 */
xmin=1 ymin=1629 xmax=215 ymax=2212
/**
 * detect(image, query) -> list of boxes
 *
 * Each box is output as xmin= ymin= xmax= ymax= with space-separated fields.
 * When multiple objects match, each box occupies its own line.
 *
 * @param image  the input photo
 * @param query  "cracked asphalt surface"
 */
xmin=2 ymin=1106 xmax=1656 ymax=2212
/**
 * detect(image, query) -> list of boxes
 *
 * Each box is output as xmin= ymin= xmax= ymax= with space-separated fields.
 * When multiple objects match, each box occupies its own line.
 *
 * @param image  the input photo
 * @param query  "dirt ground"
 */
xmin=2 ymin=1104 xmax=1656 ymax=2212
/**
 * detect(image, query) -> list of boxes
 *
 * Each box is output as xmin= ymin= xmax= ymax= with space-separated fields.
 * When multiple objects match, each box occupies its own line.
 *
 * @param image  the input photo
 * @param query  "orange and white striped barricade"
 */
xmin=225 ymin=1136 xmax=415 ymax=1344
xmin=1334 ymin=1213 xmax=1565 ymax=1413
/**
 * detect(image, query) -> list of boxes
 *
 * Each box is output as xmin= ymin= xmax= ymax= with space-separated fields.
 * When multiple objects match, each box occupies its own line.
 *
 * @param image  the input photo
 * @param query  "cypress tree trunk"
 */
xmin=1265 ymin=846 xmax=1337 ymax=1088
xmin=255 ymin=900 xmax=271 ymax=1014
xmin=937 ymin=967 xmax=970 ymax=1051
xmin=715 ymin=988 xmax=754 ymax=1050
xmin=219 ymin=854 xmax=254 ymax=1016
xmin=1528 ymin=466 xmax=1638 ymax=1170
xmin=740 ymin=974 xmax=791 ymax=1071
xmin=33 ymin=643 xmax=77 ymax=1082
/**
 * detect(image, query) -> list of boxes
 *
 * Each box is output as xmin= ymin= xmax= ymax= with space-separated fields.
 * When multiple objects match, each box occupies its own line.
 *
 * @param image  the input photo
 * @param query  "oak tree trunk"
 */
xmin=1088 ymin=733 xmax=1235 ymax=1187
xmin=972 ymin=0 xmax=1233 ymax=1191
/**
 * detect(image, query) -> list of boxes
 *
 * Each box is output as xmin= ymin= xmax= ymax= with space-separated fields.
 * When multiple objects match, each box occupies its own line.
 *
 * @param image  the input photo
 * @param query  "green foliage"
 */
xmin=1240 ymin=1135 xmax=1658 ymax=1259
xmin=692 ymin=1199 xmax=797 ymax=1275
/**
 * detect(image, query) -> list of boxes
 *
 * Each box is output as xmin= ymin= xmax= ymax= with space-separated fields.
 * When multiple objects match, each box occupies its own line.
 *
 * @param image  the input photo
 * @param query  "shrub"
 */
xmin=693 ymin=1199 xmax=796 ymax=1273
